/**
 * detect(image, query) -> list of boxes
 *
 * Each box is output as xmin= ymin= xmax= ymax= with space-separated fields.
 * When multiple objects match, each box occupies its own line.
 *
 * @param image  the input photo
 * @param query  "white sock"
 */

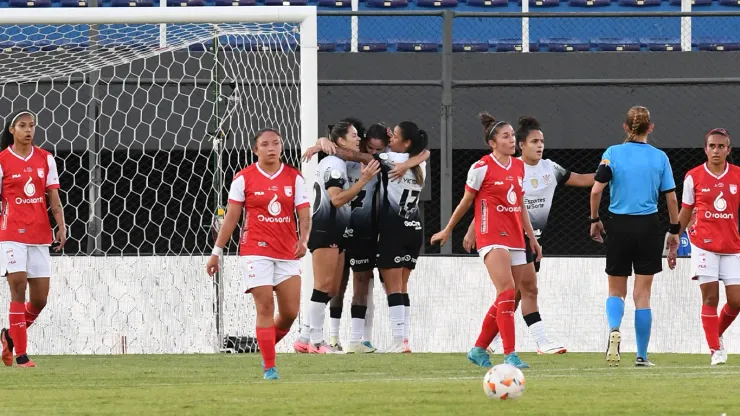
xmin=330 ymin=318 xmax=341 ymax=339
xmin=309 ymin=300 xmax=327 ymax=345
xmin=528 ymin=320 xmax=549 ymax=347
xmin=492 ymin=333 xmax=502 ymax=351
xmin=404 ymin=305 xmax=411 ymax=341
xmin=364 ymin=279 xmax=375 ymax=342
xmin=298 ymin=322 xmax=310 ymax=343
xmin=389 ymin=305 xmax=405 ymax=343
xmin=351 ymin=318 xmax=365 ymax=343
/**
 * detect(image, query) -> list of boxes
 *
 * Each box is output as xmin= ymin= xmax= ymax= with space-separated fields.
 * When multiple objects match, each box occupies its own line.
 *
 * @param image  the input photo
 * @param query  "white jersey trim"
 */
xmin=703 ymin=162 xmax=729 ymax=180
xmin=256 ymin=163 xmax=285 ymax=180
xmin=489 ymin=153 xmax=511 ymax=171
xmin=8 ymin=146 xmax=34 ymax=162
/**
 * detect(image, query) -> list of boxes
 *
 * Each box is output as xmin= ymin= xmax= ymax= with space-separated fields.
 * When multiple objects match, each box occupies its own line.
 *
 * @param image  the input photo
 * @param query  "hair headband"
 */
xmin=10 ymin=111 xmax=35 ymax=126
xmin=486 ymin=120 xmax=507 ymax=140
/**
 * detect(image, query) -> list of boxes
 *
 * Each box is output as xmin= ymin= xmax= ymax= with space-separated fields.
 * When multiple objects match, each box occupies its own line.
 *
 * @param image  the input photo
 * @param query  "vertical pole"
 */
xmin=211 ymin=32 xmax=225 ymax=351
xmin=160 ymin=0 xmax=167 ymax=48
xmin=681 ymin=0 xmax=691 ymax=52
xmin=439 ymin=10 xmax=453 ymax=255
xmin=521 ymin=0 xmax=530 ymax=53
xmin=86 ymin=0 xmax=103 ymax=256
xmin=351 ymin=0 xmax=359 ymax=53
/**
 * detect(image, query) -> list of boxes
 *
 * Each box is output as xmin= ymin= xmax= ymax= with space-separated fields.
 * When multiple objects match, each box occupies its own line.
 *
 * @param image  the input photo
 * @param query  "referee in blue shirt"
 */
xmin=589 ymin=106 xmax=680 ymax=368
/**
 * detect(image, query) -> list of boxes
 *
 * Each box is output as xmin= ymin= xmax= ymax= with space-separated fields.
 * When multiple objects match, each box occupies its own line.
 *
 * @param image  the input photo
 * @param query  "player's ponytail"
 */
xmin=397 ymin=121 xmax=428 ymax=187
xmin=0 ymin=109 xmax=33 ymax=151
xmin=479 ymin=111 xmax=508 ymax=146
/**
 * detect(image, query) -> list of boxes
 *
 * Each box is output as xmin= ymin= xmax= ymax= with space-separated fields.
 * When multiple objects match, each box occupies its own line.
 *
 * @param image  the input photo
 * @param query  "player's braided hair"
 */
xmin=625 ymin=106 xmax=651 ymax=143
xmin=397 ymin=121 xmax=428 ymax=186
xmin=479 ymin=112 xmax=509 ymax=146
xmin=0 ymin=109 xmax=35 ymax=151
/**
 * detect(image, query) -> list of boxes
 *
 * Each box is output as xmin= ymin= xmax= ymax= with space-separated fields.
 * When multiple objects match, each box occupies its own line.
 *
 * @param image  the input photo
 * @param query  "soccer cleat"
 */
xmin=711 ymin=350 xmax=726 ymax=366
xmin=362 ymin=340 xmax=375 ymax=350
xmin=329 ymin=337 xmax=344 ymax=352
xmin=537 ymin=342 xmax=567 ymax=355
xmin=403 ymin=339 xmax=412 ymax=353
xmin=606 ymin=329 xmax=621 ymax=367
xmin=263 ymin=367 xmax=280 ymax=380
xmin=1 ymin=328 xmax=13 ymax=367
xmin=719 ymin=336 xmax=728 ymax=363
xmin=635 ymin=357 xmax=655 ymax=367
xmin=309 ymin=342 xmax=340 ymax=354
xmin=293 ymin=339 xmax=310 ymax=354
xmin=467 ymin=346 xmax=493 ymax=368
xmin=380 ymin=341 xmax=406 ymax=354
xmin=15 ymin=355 xmax=35 ymax=368
xmin=346 ymin=341 xmax=376 ymax=354
xmin=504 ymin=352 xmax=529 ymax=369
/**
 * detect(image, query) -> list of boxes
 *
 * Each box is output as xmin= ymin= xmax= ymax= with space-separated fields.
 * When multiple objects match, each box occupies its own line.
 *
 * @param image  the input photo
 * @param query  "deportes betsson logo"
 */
xmin=706 ymin=192 xmax=733 ymax=219
xmin=16 ymin=177 xmax=43 ymax=205
xmin=257 ymin=194 xmax=292 ymax=223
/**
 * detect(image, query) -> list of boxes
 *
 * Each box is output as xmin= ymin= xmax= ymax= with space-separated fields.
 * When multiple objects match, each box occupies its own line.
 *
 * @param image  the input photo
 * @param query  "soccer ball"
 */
xmin=483 ymin=364 xmax=526 ymax=400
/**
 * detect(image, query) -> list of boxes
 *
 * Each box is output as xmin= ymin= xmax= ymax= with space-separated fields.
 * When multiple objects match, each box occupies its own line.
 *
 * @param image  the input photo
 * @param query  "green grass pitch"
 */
xmin=0 ymin=353 xmax=738 ymax=415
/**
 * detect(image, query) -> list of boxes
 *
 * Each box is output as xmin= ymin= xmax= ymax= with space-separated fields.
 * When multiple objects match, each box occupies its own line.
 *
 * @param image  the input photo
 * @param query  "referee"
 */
xmin=589 ymin=106 xmax=680 ymax=368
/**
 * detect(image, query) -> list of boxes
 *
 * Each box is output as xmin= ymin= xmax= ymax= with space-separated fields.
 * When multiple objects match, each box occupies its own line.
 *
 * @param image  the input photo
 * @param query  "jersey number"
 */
xmin=312 ymin=182 xmax=322 ymax=216
xmin=351 ymin=190 xmax=367 ymax=212
xmin=398 ymin=189 xmax=421 ymax=218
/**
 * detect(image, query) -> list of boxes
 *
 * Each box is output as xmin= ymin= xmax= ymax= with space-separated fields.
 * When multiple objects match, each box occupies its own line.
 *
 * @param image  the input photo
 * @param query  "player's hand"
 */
xmin=463 ymin=230 xmax=476 ymax=253
xmin=361 ymin=160 xmax=381 ymax=181
xmin=318 ymin=137 xmax=336 ymax=155
xmin=666 ymin=232 xmax=680 ymax=252
xmin=530 ymin=237 xmax=543 ymax=262
xmin=206 ymin=255 xmax=220 ymax=277
xmin=53 ymin=227 xmax=67 ymax=252
xmin=294 ymin=239 xmax=308 ymax=259
xmin=301 ymin=145 xmax=321 ymax=162
xmin=389 ymin=161 xmax=409 ymax=182
xmin=667 ymin=247 xmax=678 ymax=270
xmin=431 ymin=228 xmax=451 ymax=246
xmin=590 ymin=221 xmax=605 ymax=244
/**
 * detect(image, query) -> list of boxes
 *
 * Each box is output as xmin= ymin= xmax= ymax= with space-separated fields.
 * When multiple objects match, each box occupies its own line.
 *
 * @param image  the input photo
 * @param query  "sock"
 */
xmin=634 ymin=308 xmax=652 ymax=360
xmin=275 ymin=327 xmax=290 ymax=344
xmin=8 ymin=302 xmax=27 ymax=357
xmin=364 ymin=279 xmax=375 ymax=342
xmin=24 ymin=303 xmax=42 ymax=328
xmin=256 ymin=326 xmax=276 ymax=370
xmin=309 ymin=290 xmax=331 ymax=344
xmin=718 ymin=304 xmax=739 ymax=337
xmin=402 ymin=293 xmax=411 ymax=341
xmin=388 ymin=293 xmax=405 ymax=343
xmin=474 ymin=301 xmax=499 ymax=349
xmin=329 ymin=306 xmax=342 ymax=340
xmin=298 ymin=322 xmax=310 ymax=343
xmin=350 ymin=305 xmax=367 ymax=343
xmin=606 ymin=296 xmax=625 ymax=331
xmin=701 ymin=305 xmax=720 ymax=351
xmin=496 ymin=289 xmax=516 ymax=355
xmin=523 ymin=312 xmax=549 ymax=348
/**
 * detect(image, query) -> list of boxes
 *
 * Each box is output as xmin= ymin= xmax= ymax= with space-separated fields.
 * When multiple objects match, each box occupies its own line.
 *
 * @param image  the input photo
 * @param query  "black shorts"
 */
xmin=308 ymin=226 xmax=347 ymax=253
xmin=524 ymin=235 xmax=541 ymax=273
xmin=376 ymin=219 xmax=422 ymax=270
xmin=604 ymin=213 xmax=663 ymax=276
xmin=346 ymin=236 xmax=377 ymax=272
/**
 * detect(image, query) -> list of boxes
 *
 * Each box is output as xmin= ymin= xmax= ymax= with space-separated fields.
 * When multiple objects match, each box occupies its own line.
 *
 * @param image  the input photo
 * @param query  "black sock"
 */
xmin=351 ymin=304 xmax=368 ymax=319
xmin=402 ymin=293 xmax=410 ymax=307
xmin=329 ymin=306 xmax=343 ymax=320
xmin=523 ymin=311 xmax=542 ymax=327
xmin=16 ymin=354 xmax=29 ymax=365
xmin=310 ymin=289 xmax=331 ymax=304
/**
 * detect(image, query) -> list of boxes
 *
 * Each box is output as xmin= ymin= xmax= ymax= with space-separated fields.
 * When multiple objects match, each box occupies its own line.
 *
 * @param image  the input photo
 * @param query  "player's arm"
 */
xmin=661 ymin=154 xmax=680 ymax=241
xmin=47 ymin=188 xmax=67 ymax=250
xmin=431 ymin=190 xmax=475 ymax=246
xmin=294 ymin=174 xmax=311 ymax=258
xmin=566 ymin=172 xmax=595 ymax=187
xmin=677 ymin=174 xmax=695 ymax=236
xmin=213 ymin=202 xmax=242 ymax=253
xmin=389 ymin=149 xmax=430 ymax=181
xmin=328 ymin=161 xmax=380 ymax=207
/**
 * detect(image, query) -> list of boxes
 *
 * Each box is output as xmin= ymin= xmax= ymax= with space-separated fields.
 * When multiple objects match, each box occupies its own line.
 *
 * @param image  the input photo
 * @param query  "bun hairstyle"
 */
xmin=515 ymin=116 xmax=541 ymax=146
xmin=479 ymin=112 xmax=509 ymax=144
xmin=396 ymin=121 xmax=429 ymax=186
xmin=365 ymin=122 xmax=391 ymax=149
xmin=0 ymin=109 xmax=35 ymax=151
xmin=625 ymin=106 xmax=651 ymax=142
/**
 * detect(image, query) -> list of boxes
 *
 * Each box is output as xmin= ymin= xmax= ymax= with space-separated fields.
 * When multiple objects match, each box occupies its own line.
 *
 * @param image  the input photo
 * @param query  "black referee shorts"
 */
xmin=524 ymin=234 xmax=541 ymax=273
xmin=604 ymin=213 xmax=663 ymax=276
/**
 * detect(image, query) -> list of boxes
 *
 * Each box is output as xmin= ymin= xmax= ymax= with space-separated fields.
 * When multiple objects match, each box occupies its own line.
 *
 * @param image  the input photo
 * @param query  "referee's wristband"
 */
xmin=589 ymin=217 xmax=600 ymax=224
xmin=668 ymin=224 xmax=680 ymax=235
xmin=211 ymin=246 xmax=224 ymax=257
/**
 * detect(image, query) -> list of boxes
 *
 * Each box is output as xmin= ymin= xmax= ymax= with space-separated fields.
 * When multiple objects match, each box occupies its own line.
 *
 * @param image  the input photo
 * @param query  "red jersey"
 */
xmin=0 ymin=146 xmax=60 ymax=245
xmin=465 ymin=154 xmax=525 ymax=250
xmin=228 ymin=163 xmax=310 ymax=259
xmin=681 ymin=162 xmax=740 ymax=254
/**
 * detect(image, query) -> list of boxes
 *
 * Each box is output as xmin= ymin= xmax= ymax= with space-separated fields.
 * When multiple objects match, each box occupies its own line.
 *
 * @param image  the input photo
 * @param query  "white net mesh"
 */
xmin=0 ymin=20 xmax=304 ymax=354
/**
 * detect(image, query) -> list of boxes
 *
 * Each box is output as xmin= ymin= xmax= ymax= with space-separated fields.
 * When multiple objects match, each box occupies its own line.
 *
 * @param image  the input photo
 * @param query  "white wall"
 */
xmin=0 ymin=256 xmax=735 ymax=355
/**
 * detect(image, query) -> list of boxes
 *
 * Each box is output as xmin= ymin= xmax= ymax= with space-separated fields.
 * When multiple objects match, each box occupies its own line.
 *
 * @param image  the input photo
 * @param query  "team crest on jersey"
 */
xmin=24 ymin=167 xmax=32 ymax=173
xmin=530 ymin=178 xmax=539 ymax=188
xmin=542 ymin=174 xmax=552 ymax=185
xmin=731 ymin=184 xmax=737 ymax=195
xmin=37 ymin=168 xmax=44 ymax=179
xmin=284 ymin=186 xmax=293 ymax=197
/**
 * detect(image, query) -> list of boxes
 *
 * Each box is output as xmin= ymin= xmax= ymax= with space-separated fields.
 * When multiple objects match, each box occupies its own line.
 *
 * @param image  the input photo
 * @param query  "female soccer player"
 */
xmin=463 ymin=116 xmax=594 ymax=355
xmin=670 ymin=128 xmax=740 ymax=366
xmin=0 ymin=110 xmax=66 ymax=368
xmin=206 ymin=128 xmax=311 ymax=380
xmin=590 ymin=106 xmax=680 ymax=367
xmin=431 ymin=112 xmax=541 ymax=369
xmin=293 ymin=121 xmax=380 ymax=354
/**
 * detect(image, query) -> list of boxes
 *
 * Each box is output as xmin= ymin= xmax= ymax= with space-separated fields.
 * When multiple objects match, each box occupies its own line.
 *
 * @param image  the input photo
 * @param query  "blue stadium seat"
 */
xmin=60 ymin=0 xmax=87 ymax=6
xmin=669 ymin=0 xmax=711 ymax=5
xmin=215 ymin=0 xmax=255 ymax=4
xmin=317 ymin=0 xmax=350 ymax=6
xmin=111 ymin=0 xmax=154 ymax=6
xmin=618 ymin=0 xmax=660 ymax=6
xmin=593 ymin=37 xmax=640 ymax=51
xmin=568 ymin=0 xmax=609 ymax=7
xmin=264 ymin=0 xmax=307 ymax=4
xmin=640 ymin=37 xmax=681 ymax=51
xmin=416 ymin=0 xmax=457 ymax=7
xmin=719 ymin=0 xmax=740 ymax=5
xmin=366 ymin=0 xmax=407 ymax=7
xmin=453 ymin=41 xmax=489 ymax=52
xmin=490 ymin=38 xmax=540 ymax=52
xmin=396 ymin=41 xmax=439 ymax=51
xmin=695 ymin=38 xmax=740 ymax=51
xmin=358 ymin=41 xmax=388 ymax=51
xmin=464 ymin=0 xmax=508 ymax=6
xmin=318 ymin=41 xmax=338 ymax=51
xmin=166 ymin=0 xmax=204 ymax=5
xmin=517 ymin=0 xmax=560 ymax=6
xmin=9 ymin=0 xmax=51 ymax=6
xmin=540 ymin=37 xmax=590 ymax=51
xmin=244 ymin=38 xmax=299 ymax=51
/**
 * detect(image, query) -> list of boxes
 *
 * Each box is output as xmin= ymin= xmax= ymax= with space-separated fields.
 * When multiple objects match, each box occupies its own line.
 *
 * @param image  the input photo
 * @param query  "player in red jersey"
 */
xmin=206 ymin=128 xmax=311 ymax=380
xmin=0 ymin=110 xmax=66 ymax=368
xmin=669 ymin=128 xmax=740 ymax=366
xmin=431 ymin=112 xmax=541 ymax=369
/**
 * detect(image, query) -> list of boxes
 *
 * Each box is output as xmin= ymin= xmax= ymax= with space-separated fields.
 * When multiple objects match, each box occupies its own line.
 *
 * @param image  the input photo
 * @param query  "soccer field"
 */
xmin=1 ymin=353 xmax=738 ymax=415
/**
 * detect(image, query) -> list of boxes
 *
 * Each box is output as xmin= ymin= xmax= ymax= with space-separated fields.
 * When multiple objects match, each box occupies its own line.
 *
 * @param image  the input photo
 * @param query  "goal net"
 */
xmin=0 ymin=7 xmax=317 ymax=354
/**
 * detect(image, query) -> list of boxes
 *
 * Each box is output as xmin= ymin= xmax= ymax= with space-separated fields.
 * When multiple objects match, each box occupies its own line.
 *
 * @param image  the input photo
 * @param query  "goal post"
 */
xmin=0 ymin=6 xmax=317 ymax=354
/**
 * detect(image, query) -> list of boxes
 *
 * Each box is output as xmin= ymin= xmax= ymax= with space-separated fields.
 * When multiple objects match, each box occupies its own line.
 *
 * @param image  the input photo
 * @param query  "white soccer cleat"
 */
xmin=711 ymin=349 xmax=727 ymax=366
xmin=719 ymin=336 xmax=728 ymax=363
xmin=537 ymin=342 xmax=567 ymax=355
xmin=606 ymin=330 xmax=621 ymax=367
xmin=346 ymin=341 xmax=376 ymax=354
xmin=380 ymin=341 xmax=406 ymax=354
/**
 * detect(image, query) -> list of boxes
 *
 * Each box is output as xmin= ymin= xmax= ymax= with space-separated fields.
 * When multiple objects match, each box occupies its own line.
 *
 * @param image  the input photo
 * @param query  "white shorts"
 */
xmin=477 ymin=245 xmax=527 ymax=266
xmin=691 ymin=244 xmax=740 ymax=285
xmin=241 ymin=255 xmax=301 ymax=293
xmin=0 ymin=242 xmax=51 ymax=278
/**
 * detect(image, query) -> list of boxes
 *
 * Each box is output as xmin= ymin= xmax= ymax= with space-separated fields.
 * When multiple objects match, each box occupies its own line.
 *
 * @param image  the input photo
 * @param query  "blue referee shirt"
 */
xmin=596 ymin=142 xmax=676 ymax=215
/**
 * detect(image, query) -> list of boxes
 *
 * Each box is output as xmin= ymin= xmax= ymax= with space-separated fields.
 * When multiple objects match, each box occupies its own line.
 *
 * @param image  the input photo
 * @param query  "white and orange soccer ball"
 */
xmin=482 ymin=364 xmax=526 ymax=400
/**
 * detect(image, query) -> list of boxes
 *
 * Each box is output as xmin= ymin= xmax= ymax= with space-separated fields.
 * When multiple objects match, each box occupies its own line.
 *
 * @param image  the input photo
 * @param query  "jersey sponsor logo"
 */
xmin=16 ymin=177 xmax=42 ymax=205
xmin=506 ymin=184 xmax=517 ymax=205
xmin=23 ymin=177 xmax=35 ymax=197
xmin=24 ymin=167 xmax=31 ymax=173
xmin=494 ymin=181 xmax=504 ymax=186
xmin=701 ymin=188 xmax=710 ymax=193
xmin=284 ymin=186 xmax=292 ymax=197
xmin=350 ymin=258 xmax=369 ymax=266
xmin=404 ymin=220 xmax=422 ymax=229
xmin=268 ymin=194 xmax=281 ymax=216
xmin=525 ymin=197 xmax=546 ymax=210
xmin=258 ymin=194 xmax=292 ymax=223
xmin=731 ymin=184 xmax=737 ymax=195
xmin=714 ymin=192 xmax=727 ymax=212
xmin=11 ymin=174 xmax=20 ymax=179
xmin=344 ymin=227 xmax=354 ymax=238
xmin=255 ymin=191 xmax=265 ymax=196
xmin=497 ymin=205 xmax=522 ymax=213
xmin=393 ymin=255 xmax=412 ymax=264
xmin=37 ymin=168 xmax=44 ymax=179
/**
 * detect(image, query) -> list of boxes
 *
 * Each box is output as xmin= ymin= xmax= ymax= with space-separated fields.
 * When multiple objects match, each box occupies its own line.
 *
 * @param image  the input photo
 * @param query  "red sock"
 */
xmin=8 ymin=302 xmax=27 ymax=356
xmin=25 ymin=303 xmax=42 ymax=328
xmin=718 ymin=304 xmax=739 ymax=337
xmin=256 ymin=326 xmax=276 ymax=370
xmin=701 ymin=305 xmax=720 ymax=351
xmin=474 ymin=301 xmax=499 ymax=349
xmin=275 ymin=327 xmax=289 ymax=344
xmin=496 ymin=289 xmax=516 ymax=355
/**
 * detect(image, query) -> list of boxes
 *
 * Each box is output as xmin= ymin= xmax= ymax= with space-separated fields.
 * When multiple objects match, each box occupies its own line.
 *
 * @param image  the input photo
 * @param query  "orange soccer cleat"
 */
xmin=0 ymin=328 xmax=13 ymax=367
